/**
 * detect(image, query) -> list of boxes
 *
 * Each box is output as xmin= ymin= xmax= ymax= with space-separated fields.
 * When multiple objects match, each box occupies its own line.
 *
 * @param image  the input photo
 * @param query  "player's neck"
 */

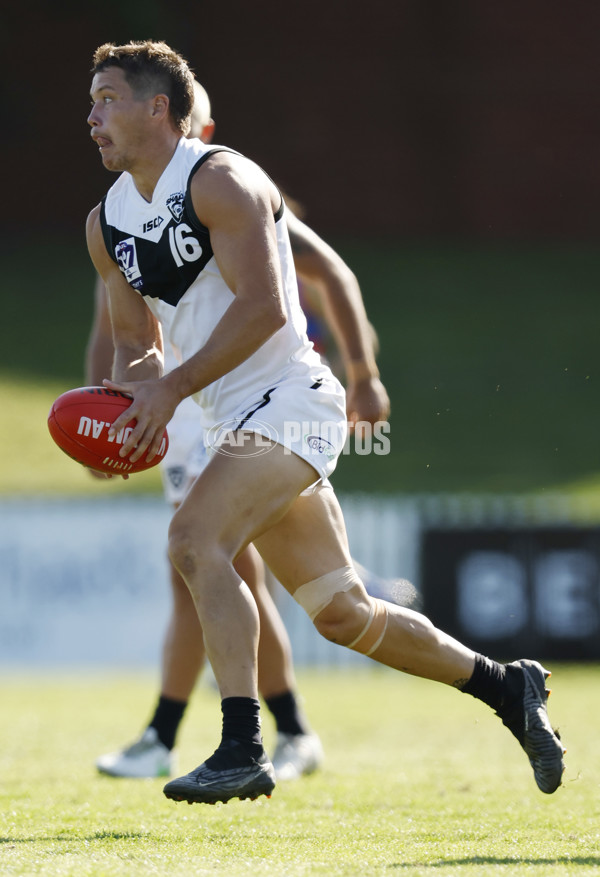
xmin=131 ymin=135 xmax=181 ymax=203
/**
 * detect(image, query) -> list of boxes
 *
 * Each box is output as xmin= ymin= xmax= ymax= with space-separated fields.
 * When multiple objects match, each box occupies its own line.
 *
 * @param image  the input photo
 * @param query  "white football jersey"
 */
xmin=100 ymin=137 xmax=323 ymax=428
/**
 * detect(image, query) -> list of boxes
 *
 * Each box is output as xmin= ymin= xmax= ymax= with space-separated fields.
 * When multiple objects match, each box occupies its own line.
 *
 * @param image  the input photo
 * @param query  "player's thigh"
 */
xmin=253 ymin=487 xmax=352 ymax=593
xmin=171 ymin=433 xmax=318 ymax=558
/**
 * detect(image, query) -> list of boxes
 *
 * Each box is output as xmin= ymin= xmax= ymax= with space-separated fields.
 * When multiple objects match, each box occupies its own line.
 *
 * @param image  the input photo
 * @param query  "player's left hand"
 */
xmin=346 ymin=375 xmax=391 ymax=429
xmin=103 ymin=377 xmax=176 ymax=463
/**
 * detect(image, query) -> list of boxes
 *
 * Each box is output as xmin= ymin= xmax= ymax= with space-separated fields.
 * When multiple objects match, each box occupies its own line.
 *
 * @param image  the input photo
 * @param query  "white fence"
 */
xmin=1 ymin=492 xmax=594 ymax=669
xmin=0 ymin=494 xmax=419 ymax=669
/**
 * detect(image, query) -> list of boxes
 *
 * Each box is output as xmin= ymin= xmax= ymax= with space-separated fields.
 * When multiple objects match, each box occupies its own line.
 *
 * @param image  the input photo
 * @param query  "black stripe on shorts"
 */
xmin=236 ymin=388 xmax=277 ymax=429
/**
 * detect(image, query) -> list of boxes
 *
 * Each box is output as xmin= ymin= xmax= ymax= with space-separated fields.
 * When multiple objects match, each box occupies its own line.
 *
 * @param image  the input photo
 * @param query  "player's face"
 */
xmin=88 ymin=67 xmax=151 ymax=173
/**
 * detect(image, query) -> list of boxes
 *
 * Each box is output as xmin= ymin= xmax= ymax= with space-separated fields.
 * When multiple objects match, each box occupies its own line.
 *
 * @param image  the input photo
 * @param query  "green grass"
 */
xmin=0 ymin=375 xmax=161 ymax=496
xmin=1 ymin=666 xmax=599 ymax=875
xmin=336 ymin=240 xmax=600 ymax=494
xmin=3 ymin=236 xmax=600 ymax=497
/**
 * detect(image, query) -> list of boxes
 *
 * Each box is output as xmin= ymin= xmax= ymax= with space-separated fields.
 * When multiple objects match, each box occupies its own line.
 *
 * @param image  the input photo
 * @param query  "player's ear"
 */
xmin=151 ymin=94 xmax=169 ymax=120
xmin=201 ymin=119 xmax=216 ymax=144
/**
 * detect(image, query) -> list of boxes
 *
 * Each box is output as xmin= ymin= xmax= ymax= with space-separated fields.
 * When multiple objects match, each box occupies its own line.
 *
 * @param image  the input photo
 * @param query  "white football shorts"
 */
xmin=161 ymin=366 xmax=346 ymax=504
xmin=204 ymin=366 xmax=347 ymax=484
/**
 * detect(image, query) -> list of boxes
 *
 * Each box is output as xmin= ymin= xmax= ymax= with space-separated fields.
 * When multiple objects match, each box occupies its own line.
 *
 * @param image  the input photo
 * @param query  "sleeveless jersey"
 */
xmin=100 ymin=137 xmax=323 ymax=427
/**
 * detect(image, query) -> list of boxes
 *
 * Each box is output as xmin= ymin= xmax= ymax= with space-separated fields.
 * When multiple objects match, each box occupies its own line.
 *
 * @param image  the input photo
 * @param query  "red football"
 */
xmin=48 ymin=386 xmax=169 ymax=475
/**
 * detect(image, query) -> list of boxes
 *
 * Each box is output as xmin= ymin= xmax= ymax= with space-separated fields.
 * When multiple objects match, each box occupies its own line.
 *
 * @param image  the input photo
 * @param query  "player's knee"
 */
xmin=169 ymin=510 xmax=238 ymax=584
xmin=312 ymin=591 xmax=369 ymax=645
xmin=293 ymin=565 xmax=389 ymax=656
xmin=168 ymin=515 xmax=210 ymax=579
xmin=168 ymin=527 xmax=195 ymax=579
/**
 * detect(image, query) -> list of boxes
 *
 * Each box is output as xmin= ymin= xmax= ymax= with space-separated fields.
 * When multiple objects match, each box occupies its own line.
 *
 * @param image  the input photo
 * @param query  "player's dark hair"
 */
xmin=92 ymin=40 xmax=195 ymax=135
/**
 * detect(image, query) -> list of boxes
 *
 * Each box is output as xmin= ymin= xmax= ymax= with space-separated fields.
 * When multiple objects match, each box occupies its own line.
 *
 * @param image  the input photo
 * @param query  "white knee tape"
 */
xmin=346 ymin=598 xmax=388 ymax=656
xmin=292 ymin=565 xmax=361 ymax=621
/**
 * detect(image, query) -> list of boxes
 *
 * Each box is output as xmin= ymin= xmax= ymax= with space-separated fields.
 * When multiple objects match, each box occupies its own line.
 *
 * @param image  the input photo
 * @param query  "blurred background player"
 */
xmin=88 ymin=80 xmax=390 ymax=781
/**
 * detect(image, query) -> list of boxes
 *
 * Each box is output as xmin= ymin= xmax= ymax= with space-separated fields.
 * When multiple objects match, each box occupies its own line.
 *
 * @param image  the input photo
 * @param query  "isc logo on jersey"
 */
xmin=142 ymin=215 xmax=164 ymax=233
xmin=115 ymin=238 xmax=142 ymax=284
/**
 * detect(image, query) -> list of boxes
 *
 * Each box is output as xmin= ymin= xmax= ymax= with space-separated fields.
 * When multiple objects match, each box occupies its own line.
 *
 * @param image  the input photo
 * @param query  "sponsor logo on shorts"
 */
xmin=305 ymin=434 xmax=336 ymax=458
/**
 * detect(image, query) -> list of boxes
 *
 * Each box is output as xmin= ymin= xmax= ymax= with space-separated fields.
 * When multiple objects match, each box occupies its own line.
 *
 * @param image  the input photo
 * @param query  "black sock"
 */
xmin=221 ymin=696 xmax=263 ymax=746
xmin=205 ymin=697 xmax=264 ymax=770
xmin=148 ymin=694 xmax=188 ymax=750
xmin=264 ymin=690 xmax=308 ymax=736
xmin=460 ymin=655 xmax=523 ymax=713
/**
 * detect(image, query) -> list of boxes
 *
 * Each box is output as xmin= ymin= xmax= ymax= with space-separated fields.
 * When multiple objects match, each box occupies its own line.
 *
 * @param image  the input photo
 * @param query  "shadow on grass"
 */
xmin=0 ymin=830 xmax=149 ymax=844
xmin=390 ymin=857 xmax=600 ymax=869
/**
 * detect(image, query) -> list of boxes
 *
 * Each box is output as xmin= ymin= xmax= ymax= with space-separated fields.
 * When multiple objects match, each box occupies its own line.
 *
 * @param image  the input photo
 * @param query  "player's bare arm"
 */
xmin=101 ymin=155 xmax=287 ymax=462
xmin=286 ymin=210 xmax=390 ymax=425
xmin=86 ymin=204 xmax=173 ymax=461
xmin=82 ymin=277 xmax=117 ymax=481
xmin=167 ymin=153 xmax=287 ymax=399
xmin=86 ymin=205 xmax=164 ymax=381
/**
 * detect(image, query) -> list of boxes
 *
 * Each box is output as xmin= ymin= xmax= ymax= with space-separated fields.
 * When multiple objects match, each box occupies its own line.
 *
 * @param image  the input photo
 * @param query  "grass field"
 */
xmin=2 ymin=236 xmax=600 ymax=875
xmin=1 ymin=666 xmax=599 ymax=876
xmin=3 ymin=236 xmax=600 ymax=497
xmin=0 ymin=375 xmax=162 ymax=496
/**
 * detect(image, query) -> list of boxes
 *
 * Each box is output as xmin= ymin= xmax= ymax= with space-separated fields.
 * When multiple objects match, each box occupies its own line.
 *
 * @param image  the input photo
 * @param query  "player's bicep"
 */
xmin=211 ymin=221 xmax=279 ymax=304
xmin=192 ymin=160 xmax=284 ymax=309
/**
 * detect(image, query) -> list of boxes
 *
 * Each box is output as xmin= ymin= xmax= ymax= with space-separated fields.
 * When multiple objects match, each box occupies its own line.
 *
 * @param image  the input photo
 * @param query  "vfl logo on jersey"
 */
xmin=115 ymin=238 xmax=142 ymax=283
xmin=167 ymin=192 xmax=185 ymax=223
